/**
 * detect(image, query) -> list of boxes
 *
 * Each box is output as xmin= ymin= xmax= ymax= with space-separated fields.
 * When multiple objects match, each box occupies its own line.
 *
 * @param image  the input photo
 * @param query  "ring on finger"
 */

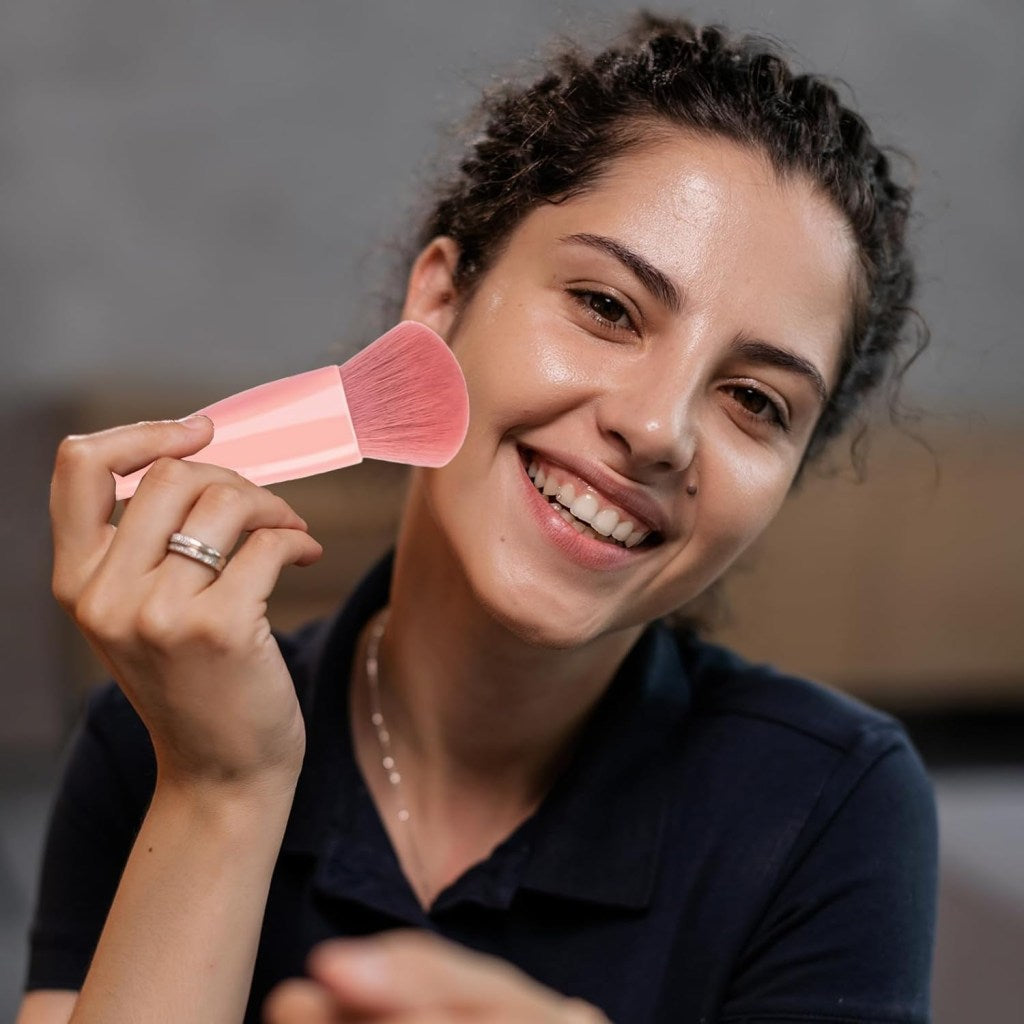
xmin=166 ymin=532 xmax=228 ymax=575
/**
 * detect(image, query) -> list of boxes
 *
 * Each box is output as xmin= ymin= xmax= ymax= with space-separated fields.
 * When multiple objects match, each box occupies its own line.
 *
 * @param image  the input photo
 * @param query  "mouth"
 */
xmin=517 ymin=446 xmax=664 ymax=551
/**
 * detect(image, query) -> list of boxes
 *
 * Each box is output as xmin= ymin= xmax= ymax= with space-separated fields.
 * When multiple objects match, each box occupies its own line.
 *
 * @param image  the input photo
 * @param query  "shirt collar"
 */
xmin=519 ymin=624 xmax=692 ymax=908
xmin=281 ymin=552 xmax=693 ymax=912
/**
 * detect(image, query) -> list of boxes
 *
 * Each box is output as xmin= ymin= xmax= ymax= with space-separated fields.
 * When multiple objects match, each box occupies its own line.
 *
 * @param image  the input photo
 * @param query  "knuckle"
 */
xmin=146 ymin=456 xmax=186 ymax=485
xmin=138 ymin=601 xmax=235 ymax=654
xmin=73 ymin=587 xmax=123 ymax=641
xmin=200 ymin=481 xmax=246 ymax=516
xmin=53 ymin=433 xmax=91 ymax=473
xmin=51 ymin=570 xmax=76 ymax=610
xmin=182 ymin=613 xmax=237 ymax=654
xmin=135 ymin=600 xmax=180 ymax=646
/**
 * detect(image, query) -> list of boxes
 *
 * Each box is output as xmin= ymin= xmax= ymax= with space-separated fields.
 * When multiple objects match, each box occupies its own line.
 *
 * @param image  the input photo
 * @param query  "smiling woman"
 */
xmin=21 ymin=12 xmax=935 ymax=1024
xmin=402 ymin=135 xmax=856 ymax=649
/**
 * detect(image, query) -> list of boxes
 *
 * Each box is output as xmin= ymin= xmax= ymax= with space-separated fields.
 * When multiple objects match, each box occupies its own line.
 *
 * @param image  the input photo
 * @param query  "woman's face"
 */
xmin=403 ymin=132 xmax=855 ymax=648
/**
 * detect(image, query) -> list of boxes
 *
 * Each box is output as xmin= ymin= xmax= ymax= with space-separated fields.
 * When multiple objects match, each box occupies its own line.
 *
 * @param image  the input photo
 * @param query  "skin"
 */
xmin=19 ymin=130 xmax=856 ymax=1024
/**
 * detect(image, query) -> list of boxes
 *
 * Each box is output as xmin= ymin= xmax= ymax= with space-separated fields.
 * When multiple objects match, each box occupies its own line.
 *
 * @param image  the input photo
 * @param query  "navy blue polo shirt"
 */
xmin=27 ymin=553 xmax=938 ymax=1022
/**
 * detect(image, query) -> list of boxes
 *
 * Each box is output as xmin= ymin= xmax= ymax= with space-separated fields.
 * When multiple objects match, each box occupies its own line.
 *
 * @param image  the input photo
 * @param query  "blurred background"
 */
xmin=1 ymin=1 xmax=1021 ymax=1020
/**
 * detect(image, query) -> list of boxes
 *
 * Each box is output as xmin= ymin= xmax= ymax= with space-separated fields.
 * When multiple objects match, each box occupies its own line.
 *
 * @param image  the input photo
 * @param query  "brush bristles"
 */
xmin=339 ymin=321 xmax=469 ymax=467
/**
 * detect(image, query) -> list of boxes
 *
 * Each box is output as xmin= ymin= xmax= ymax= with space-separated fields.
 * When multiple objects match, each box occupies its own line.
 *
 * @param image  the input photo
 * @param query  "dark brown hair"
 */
xmin=405 ymin=11 xmax=928 ymax=486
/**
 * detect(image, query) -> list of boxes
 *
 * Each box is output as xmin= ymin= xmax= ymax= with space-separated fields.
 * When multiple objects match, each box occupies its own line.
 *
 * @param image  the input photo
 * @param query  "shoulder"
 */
xmin=678 ymin=629 xmax=904 ymax=749
xmin=660 ymin=627 xmax=936 ymax=879
xmin=672 ymin=628 xmax=924 ymax=788
xmin=651 ymin=632 xmax=938 ymax=1018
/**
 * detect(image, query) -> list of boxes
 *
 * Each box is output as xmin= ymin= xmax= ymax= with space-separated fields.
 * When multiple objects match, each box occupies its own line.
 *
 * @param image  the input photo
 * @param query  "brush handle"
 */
xmin=113 ymin=365 xmax=362 ymax=500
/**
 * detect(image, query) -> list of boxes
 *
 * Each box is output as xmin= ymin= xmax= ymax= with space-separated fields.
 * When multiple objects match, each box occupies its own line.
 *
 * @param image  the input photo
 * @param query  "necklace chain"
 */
xmin=365 ymin=608 xmax=412 ymax=822
xmin=365 ymin=607 xmax=430 ymax=902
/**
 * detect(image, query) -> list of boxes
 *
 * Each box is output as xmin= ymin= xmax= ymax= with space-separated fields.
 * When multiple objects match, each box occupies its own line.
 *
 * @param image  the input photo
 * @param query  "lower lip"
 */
xmin=516 ymin=452 xmax=648 ymax=571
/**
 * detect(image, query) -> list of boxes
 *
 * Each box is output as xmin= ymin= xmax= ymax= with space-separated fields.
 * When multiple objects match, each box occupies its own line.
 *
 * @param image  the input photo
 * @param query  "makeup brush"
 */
xmin=113 ymin=321 xmax=469 ymax=500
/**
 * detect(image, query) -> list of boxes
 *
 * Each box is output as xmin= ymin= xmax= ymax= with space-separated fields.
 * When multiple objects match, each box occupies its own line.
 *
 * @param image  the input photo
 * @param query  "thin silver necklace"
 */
xmin=365 ymin=608 xmax=429 ymax=901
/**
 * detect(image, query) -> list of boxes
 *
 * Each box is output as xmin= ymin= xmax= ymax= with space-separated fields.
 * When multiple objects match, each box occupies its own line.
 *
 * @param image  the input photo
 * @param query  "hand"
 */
xmin=49 ymin=416 xmax=323 ymax=794
xmin=262 ymin=930 xmax=611 ymax=1023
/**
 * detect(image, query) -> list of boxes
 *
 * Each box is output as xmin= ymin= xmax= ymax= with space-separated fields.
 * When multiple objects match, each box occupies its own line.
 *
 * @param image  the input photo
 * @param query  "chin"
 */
xmin=472 ymin=565 xmax=636 ymax=651
xmin=489 ymin=609 xmax=603 ymax=651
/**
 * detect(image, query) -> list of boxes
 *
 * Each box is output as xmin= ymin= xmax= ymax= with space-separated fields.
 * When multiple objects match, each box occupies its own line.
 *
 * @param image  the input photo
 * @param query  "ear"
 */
xmin=400 ymin=236 xmax=462 ymax=339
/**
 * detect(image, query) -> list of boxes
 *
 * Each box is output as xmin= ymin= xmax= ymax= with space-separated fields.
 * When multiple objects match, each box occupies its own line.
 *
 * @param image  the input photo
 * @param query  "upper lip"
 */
xmin=520 ymin=445 xmax=670 ymax=537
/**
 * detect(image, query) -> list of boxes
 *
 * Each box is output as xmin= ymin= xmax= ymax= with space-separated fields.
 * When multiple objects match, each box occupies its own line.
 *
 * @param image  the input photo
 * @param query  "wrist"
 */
xmin=152 ymin=767 xmax=300 ymax=834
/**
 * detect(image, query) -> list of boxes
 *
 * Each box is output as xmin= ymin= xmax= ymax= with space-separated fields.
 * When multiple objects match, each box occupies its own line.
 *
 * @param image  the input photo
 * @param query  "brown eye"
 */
xmin=587 ymin=294 xmax=628 ymax=324
xmin=568 ymin=289 xmax=636 ymax=333
xmin=735 ymin=387 xmax=769 ymax=415
xmin=727 ymin=385 xmax=789 ymax=431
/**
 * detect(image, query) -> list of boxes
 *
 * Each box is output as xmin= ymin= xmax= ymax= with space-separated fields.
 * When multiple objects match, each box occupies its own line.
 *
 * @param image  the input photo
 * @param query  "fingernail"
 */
xmin=177 ymin=414 xmax=211 ymax=430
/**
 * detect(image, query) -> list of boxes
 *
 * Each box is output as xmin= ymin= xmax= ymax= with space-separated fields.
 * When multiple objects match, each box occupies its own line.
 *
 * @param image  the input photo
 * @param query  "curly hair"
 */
xmin=406 ymin=11 xmax=928 ymax=485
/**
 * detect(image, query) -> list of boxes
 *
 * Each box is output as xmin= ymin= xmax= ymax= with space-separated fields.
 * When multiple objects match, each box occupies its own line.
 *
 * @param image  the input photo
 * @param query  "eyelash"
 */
xmin=568 ymin=288 xmax=637 ymax=335
xmin=567 ymin=288 xmax=791 ymax=433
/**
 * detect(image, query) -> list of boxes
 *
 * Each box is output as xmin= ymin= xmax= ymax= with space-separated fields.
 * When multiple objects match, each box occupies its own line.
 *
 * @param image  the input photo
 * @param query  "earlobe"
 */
xmin=401 ymin=236 xmax=461 ymax=339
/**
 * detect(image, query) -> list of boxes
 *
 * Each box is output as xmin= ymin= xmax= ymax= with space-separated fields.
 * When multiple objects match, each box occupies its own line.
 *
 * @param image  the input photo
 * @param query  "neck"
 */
xmin=373 ymin=476 xmax=643 ymax=815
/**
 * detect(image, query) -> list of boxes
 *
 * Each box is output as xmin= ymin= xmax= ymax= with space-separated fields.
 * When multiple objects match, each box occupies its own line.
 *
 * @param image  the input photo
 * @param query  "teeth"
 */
xmin=592 ymin=508 xmax=619 ymax=536
xmin=611 ymin=519 xmax=634 ymax=542
xmin=569 ymin=493 xmax=599 ymax=524
xmin=525 ymin=453 xmax=653 ymax=549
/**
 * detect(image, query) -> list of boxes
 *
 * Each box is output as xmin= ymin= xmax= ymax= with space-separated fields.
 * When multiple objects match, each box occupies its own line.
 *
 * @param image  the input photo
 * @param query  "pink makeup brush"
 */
xmin=113 ymin=321 xmax=469 ymax=500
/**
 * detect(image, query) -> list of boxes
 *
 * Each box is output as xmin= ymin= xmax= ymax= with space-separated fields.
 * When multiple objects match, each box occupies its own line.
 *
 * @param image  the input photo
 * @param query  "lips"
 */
xmin=517 ymin=445 xmax=667 ymax=544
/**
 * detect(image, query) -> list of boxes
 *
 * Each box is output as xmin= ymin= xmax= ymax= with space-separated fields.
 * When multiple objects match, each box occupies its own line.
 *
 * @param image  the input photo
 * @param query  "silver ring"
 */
xmin=166 ymin=532 xmax=228 ymax=574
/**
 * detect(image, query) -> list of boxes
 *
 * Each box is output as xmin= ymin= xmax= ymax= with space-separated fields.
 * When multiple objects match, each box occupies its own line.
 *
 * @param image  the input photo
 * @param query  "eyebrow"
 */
xmin=732 ymin=338 xmax=830 ymax=407
xmin=561 ymin=231 xmax=830 ymax=407
xmin=561 ymin=232 xmax=682 ymax=313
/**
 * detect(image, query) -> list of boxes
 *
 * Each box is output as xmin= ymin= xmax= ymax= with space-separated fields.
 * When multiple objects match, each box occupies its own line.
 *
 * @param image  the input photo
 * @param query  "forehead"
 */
xmin=509 ymin=131 xmax=858 ymax=386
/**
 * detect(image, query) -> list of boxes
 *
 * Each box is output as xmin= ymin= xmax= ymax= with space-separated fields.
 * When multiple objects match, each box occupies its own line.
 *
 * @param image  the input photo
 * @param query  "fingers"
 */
xmin=305 ymin=931 xmax=559 ymax=1017
xmin=199 ymin=526 xmax=323 ymax=611
xmin=262 ymin=978 xmax=344 ymax=1024
xmin=109 ymin=461 xmax=308 ymax=584
xmin=50 ymin=416 xmax=214 ymax=604
xmin=115 ymin=477 xmax=320 ymax=641
xmin=52 ymin=416 xmax=322 ymax=664
xmin=264 ymin=934 xmax=612 ymax=1024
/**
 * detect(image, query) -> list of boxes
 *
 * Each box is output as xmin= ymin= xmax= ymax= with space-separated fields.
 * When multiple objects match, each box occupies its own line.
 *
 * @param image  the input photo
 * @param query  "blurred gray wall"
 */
xmin=2 ymin=0 xmax=1022 ymax=413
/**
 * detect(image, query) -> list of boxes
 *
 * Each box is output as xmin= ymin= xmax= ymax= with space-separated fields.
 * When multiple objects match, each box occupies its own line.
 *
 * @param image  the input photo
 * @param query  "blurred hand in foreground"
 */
xmin=263 ymin=930 xmax=611 ymax=1023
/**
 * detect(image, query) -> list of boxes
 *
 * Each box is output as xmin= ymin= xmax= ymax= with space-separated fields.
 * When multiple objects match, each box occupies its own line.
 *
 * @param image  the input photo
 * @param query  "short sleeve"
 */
xmin=24 ymin=683 xmax=155 ymax=991
xmin=719 ymin=734 xmax=939 ymax=1024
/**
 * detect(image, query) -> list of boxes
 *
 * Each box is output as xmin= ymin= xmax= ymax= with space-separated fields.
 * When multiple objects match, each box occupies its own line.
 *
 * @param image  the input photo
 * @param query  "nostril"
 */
xmin=606 ymin=429 xmax=632 ymax=455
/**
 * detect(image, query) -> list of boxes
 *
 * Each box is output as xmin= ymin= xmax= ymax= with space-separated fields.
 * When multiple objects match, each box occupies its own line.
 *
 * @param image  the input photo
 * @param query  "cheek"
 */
xmin=454 ymin=308 xmax=599 ymax=435
xmin=695 ymin=444 xmax=792 ymax=570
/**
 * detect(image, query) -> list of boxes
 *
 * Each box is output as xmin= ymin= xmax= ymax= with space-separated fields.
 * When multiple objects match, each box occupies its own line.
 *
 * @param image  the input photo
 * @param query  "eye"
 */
xmin=567 ymin=289 xmax=637 ymax=334
xmin=725 ymin=384 xmax=791 ymax=433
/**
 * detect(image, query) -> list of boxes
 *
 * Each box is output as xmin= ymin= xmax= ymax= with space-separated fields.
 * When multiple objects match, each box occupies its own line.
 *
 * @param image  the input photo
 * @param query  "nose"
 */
xmin=595 ymin=366 xmax=698 ymax=475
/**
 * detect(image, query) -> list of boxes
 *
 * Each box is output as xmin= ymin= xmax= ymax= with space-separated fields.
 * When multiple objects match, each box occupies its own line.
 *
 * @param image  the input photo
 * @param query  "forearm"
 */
xmin=69 ymin=774 xmax=296 ymax=1024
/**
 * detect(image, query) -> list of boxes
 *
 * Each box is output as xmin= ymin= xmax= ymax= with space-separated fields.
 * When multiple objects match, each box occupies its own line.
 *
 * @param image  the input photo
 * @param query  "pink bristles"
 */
xmin=339 ymin=321 xmax=469 ymax=467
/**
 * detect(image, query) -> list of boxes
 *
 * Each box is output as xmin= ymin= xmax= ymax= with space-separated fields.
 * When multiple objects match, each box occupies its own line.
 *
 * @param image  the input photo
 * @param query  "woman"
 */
xmin=20 ymin=13 xmax=937 ymax=1024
